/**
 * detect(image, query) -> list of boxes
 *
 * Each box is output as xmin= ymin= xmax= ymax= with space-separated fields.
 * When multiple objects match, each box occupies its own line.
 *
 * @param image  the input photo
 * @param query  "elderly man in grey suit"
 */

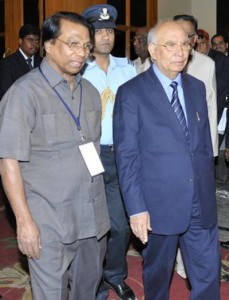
xmin=0 ymin=11 xmax=110 ymax=300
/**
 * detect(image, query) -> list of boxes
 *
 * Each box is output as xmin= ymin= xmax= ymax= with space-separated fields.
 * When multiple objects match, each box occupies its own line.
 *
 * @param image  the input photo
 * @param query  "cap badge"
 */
xmin=99 ymin=8 xmax=110 ymax=20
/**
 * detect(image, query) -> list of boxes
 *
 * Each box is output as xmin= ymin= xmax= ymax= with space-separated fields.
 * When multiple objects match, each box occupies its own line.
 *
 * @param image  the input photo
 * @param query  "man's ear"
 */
xmin=44 ymin=40 xmax=54 ymax=54
xmin=148 ymin=43 xmax=156 ymax=60
xmin=193 ymin=33 xmax=198 ymax=46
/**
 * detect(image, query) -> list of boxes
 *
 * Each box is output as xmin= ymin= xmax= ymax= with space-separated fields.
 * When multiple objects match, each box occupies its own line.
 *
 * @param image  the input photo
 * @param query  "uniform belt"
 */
xmin=100 ymin=144 xmax=115 ymax=152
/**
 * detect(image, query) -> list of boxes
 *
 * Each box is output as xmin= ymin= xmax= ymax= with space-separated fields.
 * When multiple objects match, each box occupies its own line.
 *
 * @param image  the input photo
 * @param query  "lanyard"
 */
xmin=39 ymin=66 xmax=83 ymax=132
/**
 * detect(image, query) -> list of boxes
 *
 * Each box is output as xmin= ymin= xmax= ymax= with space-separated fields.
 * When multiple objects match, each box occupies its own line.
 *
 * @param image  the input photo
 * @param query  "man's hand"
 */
xmin=130 ymin=212 xmax=152 ymax=244
xmin=17 ymin=219 xmax=41 ymax=260
xmin=0 ymin=158 xmax=41 ymax=260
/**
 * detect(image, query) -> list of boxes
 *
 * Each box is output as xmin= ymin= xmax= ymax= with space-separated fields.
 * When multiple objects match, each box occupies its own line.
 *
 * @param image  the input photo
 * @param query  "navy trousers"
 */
xmin=97 ymin=145 xmax=131 ymax=298
xmin=142 ymin=196 xmax=221 ymax=300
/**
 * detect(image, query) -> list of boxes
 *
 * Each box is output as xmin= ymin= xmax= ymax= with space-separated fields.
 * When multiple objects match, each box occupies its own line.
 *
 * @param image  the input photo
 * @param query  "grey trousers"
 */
xmin=28 ymin=235 xmax=107 ymax=300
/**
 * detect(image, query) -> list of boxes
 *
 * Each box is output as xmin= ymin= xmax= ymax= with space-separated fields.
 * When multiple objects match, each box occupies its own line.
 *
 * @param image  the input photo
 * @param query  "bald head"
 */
xmin=148 ymin=20 xmax=191 ymax=79
xmin=133 ymin=26 xmax=149 ymax=63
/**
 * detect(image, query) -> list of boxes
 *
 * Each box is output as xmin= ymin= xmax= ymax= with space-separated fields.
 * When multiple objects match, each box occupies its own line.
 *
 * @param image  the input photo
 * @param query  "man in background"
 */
xmin=0 ymin=23 xmax=42 ymax=229
xmin=173 ymin=14 xmax=218 ymax=157
xmin=195 ymin=28 xmax=229 ymax=131
xmin=82 ymin=4 xmax=137 ymax=300
xmin=0 ymin=23 xmax=42 ymax=100
xmin=133 ymin=27 xmax=151 ymax=74
xmin=211 ymin=34 xmax=228 ymax=56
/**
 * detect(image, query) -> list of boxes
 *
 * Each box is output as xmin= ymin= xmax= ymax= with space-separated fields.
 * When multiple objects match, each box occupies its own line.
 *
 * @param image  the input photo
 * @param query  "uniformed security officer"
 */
xmin=82 ymin=4 xmax=137 ymax=300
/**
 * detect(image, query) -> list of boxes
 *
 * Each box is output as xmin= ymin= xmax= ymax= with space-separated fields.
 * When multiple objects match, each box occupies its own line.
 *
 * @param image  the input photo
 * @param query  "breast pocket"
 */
xmin=42 ymin=113 xmax=75 ymax=146
xmin=86 ymin=110 xmax=101 ymax=141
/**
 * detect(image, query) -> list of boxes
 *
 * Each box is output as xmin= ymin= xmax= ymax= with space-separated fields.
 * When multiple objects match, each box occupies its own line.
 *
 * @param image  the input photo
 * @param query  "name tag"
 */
xmin=79 ymin=142 xmax=105 ymax=177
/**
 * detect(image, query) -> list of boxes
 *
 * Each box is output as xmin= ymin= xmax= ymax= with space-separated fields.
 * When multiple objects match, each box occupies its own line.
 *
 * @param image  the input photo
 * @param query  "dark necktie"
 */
xmin=26 ymin=58 xmax=33 ymax=70
xmin=170 ymin=81 xmax=189 ymax=142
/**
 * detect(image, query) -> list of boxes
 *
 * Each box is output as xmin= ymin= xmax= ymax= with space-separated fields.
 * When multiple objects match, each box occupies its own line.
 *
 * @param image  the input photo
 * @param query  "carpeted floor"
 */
xmin=0 ymin=193 xmax=229 ymax=299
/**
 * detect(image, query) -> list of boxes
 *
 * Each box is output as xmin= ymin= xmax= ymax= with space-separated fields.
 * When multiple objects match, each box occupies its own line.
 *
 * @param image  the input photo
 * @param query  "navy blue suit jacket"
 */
xmin=113 ymin=67 xmax=217 ymax=235
xmin=0 ymin=50 xmax=43 ymax=100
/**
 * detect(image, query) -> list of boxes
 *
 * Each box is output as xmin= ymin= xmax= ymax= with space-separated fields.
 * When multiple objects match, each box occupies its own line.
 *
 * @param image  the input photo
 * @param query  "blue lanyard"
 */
xmin=39 ymin=66 xmax=82 ymax=131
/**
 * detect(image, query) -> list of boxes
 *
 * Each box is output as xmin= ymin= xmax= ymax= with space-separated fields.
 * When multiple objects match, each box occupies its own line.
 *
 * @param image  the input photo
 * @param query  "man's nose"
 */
xmin=102 ymin=31 xmax=110 ymax=38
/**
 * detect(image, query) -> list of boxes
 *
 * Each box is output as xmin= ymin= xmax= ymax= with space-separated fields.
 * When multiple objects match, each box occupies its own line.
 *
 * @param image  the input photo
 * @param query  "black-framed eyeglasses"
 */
xmin=152 ymin=41 xmax=192 ymax=52
xmin=56 ymin=38 xmax=93 ymax=53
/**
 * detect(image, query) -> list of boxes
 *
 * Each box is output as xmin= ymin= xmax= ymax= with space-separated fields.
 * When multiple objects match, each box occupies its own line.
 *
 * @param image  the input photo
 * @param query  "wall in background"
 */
xmin=158 ymin=0 xmax=216 ymax=38
xmin=191 ymin=0 xmax=216 ymax=38
xmin=158 ymin=0 xmax=191 ymax=21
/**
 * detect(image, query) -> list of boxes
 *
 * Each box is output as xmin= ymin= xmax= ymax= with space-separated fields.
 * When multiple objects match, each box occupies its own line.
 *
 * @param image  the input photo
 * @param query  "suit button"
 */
xmin=189 ymin=177 xmax=194 ymax=182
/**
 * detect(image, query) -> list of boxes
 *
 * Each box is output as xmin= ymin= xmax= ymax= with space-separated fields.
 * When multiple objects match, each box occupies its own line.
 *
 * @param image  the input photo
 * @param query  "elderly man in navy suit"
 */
xmin=114 ymin=20 xmax=220 ymax=300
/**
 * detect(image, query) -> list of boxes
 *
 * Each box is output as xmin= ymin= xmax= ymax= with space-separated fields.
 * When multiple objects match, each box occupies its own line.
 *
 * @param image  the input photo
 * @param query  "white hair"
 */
xmin=147 ymin=19 xmax=175 ymax=44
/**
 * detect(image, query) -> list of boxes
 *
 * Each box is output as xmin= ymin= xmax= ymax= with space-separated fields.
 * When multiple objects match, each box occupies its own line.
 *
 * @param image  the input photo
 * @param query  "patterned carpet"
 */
xmin=0 ymin=193 xmax=229 ymax=299
xmin=0 ymin=263 xmax=32 ymax=300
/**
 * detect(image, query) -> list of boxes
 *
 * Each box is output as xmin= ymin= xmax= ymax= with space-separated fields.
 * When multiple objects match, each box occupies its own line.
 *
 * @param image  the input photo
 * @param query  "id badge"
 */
xmin=79 ymin=142 xmax=105 ymax=177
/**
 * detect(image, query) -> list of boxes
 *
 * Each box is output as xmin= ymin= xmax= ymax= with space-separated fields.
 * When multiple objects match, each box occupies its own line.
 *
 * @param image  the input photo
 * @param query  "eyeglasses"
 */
xmin=197 ymin=34 xmax=206 ymax=40
xmin=212 ymin=41 xmax=225 ymax=46
xmin=188 ymin=33 xmax=196 ymax=39
xmin=197 ymin=41 xmax=207 ymax=47
xmin=152 ymin=42 xmax=191 ymax=52
xmin=56 ymin=38 xmax=93 ymax=53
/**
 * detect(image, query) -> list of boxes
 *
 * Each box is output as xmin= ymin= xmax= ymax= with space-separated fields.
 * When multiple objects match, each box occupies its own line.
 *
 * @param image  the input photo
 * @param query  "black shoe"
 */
xmin=220 ymin=241 xmax=229 ymax=249
xmin=104 ymin=281 xmax=136 ymax=300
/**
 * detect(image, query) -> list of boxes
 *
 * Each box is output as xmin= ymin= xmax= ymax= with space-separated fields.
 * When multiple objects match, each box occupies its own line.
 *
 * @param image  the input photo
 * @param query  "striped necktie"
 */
xmin=170 ymin=81 xmax=189 ymax=142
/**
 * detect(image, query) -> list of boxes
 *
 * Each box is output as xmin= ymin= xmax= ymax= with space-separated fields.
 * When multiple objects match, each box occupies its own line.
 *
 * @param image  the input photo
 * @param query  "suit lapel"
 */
xmin=182 ymin=74 xmax=200 ymax=148
xmin=145 ymin=68 xmax=190 ymax=144
xmin=15 ymin=50 xmax=31 ymax=72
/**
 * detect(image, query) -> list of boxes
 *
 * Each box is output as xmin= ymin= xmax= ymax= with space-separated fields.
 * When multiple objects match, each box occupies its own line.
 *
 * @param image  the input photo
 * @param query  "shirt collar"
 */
xmin=39 ymin=58 xmax=81 ymax=89
xmin=19 ymin=48 xmax=34 ymax=61
xmin=84 ymin=54 xmax=115 ymax=70
xmin=153 ymin=63 xmax=182 ymax=89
